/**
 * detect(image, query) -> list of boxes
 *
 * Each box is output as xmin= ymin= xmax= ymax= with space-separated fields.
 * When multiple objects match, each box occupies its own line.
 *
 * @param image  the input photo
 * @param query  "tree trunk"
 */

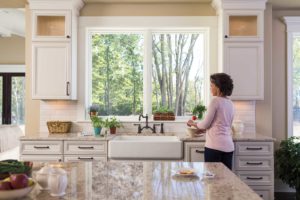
xmin=167 ymin=34 xmax=173 ymax=109
xmin=105 ymin=46 xmax=110 ymax=115
xmin=160 ymin=35 xmax=167 ymax=107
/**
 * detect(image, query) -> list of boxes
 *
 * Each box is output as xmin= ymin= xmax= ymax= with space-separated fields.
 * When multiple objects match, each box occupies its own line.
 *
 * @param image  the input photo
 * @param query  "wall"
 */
xmin=80 ymin=3 xmax=215 ymax=16
xmin=0 ymin=36 xmax=25 ymax=64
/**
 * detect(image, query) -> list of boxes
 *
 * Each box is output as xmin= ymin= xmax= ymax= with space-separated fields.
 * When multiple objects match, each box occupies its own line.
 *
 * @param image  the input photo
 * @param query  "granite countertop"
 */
xmin=25 ymin=161 xmax=261 ymax=200
xmin=20 ymin=132 xmax=275 ymax=142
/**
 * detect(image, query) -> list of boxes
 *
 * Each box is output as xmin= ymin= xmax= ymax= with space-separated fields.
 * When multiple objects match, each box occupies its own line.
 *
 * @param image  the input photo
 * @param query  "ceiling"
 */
xmin=0 ymin=9 xmax=25 ymax=37
xmin=84 ymin=0 xmax=300 ymax=9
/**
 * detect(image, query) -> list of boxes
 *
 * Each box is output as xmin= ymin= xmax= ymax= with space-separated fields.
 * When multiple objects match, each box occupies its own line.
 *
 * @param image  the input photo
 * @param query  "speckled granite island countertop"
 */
xmin=25 ymin=161 xmax=261 ymax=200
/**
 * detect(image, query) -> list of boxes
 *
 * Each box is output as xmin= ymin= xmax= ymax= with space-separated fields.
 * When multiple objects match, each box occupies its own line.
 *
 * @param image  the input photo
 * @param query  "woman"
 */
xmin=187 ymin=73 xmax=234 ymax=170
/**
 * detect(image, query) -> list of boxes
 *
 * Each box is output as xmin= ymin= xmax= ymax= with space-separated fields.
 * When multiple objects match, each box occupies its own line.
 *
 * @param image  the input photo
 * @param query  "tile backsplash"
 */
xmin=40 ymin=100 xmax=256 ymax=136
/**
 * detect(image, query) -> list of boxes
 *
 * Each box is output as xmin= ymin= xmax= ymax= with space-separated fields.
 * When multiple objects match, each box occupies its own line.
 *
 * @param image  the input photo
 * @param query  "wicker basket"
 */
xmin=47 ymin=121 xmax=72 ymax=133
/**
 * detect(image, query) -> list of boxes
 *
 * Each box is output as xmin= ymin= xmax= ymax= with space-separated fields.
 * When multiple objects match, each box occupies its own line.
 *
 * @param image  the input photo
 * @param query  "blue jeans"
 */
xmin=204 ymin=147 xmax=234 ymax=170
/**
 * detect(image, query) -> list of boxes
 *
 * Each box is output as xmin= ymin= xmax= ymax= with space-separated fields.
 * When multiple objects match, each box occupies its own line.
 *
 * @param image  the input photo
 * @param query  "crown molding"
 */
xmin=212 ymin=0 xmax=267 ymax=14
xmin=282 ymin=16 xmax=300 ymax=32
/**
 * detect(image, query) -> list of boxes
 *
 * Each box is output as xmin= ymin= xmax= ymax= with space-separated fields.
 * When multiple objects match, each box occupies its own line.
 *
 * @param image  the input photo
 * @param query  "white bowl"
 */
xmin=0 ymin=180 xmax=36 ymax=199
xmin=187 ymin=127 xmax=202 ymax=137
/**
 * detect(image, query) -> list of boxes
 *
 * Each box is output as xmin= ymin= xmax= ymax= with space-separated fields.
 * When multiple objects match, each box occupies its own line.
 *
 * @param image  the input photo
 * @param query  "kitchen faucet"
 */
xmin=134 ymin=114 xmax=164 ymax=134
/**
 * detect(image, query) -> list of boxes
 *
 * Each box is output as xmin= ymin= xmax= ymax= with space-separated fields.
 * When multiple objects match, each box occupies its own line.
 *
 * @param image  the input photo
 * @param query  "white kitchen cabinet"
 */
xmin=32 ymin=42 xmax=74 ymax=99
xmin=235 ymin=141 xmax=274 ymax=200
xmin=29 ymin=0 xmax=83 ymax=100
xmin=64 ymin=155 xmax=107 ymax=162
xmin=184 ymin=142 xmax=205 ymax=162
xmin=223 ymin=42 xmax=264 ymax=100
xmin=32 ymin=10 xmax=71 ymax=42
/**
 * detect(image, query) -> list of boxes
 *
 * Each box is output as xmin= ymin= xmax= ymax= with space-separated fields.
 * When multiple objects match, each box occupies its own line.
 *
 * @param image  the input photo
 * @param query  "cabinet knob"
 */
xmin=224 ymin=35 xmax=228 ymax=38
xmin=66 ymin=35 xmax=71 ymax=39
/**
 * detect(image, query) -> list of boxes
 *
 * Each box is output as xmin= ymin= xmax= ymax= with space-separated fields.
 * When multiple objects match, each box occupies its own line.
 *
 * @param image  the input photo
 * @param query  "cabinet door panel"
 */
xmin=32 ymin=42 xmax=71 ymax=99
xmin=224 ymin=42 xmax=263 ymax=100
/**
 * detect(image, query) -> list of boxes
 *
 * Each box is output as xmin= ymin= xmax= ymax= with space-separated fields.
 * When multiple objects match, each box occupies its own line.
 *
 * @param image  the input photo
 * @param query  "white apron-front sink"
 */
xmin=108 ymin=135 xmax=182 ymax=160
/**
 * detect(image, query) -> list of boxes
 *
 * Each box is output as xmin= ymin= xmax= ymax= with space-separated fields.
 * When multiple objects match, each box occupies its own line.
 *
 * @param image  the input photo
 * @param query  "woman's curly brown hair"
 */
xmin=210 ymin=73 xmax=234 ymax=96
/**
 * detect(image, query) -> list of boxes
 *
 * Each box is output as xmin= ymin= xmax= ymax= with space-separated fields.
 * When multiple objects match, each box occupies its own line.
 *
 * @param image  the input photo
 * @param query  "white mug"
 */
xmin=48 ymin=168 xmax=68 ymax=197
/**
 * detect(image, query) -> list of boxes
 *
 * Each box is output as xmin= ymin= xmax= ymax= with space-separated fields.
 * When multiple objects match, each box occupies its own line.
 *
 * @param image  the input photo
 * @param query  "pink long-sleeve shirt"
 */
xmin=196 ymin=96 xmax=234 ymax=152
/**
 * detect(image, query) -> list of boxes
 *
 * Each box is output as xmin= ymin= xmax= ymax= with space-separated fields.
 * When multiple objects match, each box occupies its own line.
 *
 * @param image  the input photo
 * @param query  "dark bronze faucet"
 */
xmin=134 ymin=114 xmax=164 ymax=134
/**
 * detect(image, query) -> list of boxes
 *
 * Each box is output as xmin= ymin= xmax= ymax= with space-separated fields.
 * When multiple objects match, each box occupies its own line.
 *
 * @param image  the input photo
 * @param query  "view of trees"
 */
xmin=11 ymin=77 xmax=25 ymax=124
xmin=91 ymin=32 xmax=205 ymax=116
xmin=0 ymin=78 xmax=2 ymax=123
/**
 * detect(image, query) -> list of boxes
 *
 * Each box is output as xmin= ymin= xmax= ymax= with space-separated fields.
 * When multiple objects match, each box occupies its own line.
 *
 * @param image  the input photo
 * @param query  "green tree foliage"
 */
xmin=92 ymin=34 xmax=143 ymax=116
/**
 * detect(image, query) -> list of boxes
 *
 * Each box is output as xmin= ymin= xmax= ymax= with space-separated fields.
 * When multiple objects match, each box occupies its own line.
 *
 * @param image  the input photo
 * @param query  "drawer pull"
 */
xmin=246 ymin=177 xmax=263 ymax=180
xmin=259 ymin=195 xmax=263 ymax=197
xmin=78 ymin=157 xmax=94 ymax=160
xmin=34 ymin=146 xmax=50 ymax=149
xmin=195 ymin=150 xmax=204 ymax=154
xmin=246 ymin=162 xmax=263 ymax=165
xmin=246 ymin=147 xmax=263 ymax=150
xmin=78 ymin=146 xmax=94 ymax=149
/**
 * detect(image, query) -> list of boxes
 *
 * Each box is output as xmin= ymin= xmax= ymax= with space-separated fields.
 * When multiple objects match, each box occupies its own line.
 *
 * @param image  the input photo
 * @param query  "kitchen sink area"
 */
xmin=108 ymin=135 xmax=183 ymax=160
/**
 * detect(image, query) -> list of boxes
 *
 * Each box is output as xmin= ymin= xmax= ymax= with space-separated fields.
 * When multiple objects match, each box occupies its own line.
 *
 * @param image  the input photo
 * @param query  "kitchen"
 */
xmin=0 ymin=0 xmax=298 ymax=199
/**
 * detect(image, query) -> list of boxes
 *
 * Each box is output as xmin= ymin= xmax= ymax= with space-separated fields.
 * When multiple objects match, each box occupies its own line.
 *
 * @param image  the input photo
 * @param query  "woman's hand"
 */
xmin=187 ymin=120 xmax=197 ymax=128
xmin=196 ymin=129 xmax=206 ymax=134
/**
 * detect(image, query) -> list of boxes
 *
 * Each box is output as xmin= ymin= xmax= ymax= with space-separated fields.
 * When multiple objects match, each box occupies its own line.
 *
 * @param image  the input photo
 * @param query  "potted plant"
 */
xmin=153 ymin=106 xmax=175 ymax=121
xmin=275 ymin=136 xmax=300 ymax=199
xmin=192 ymin=103 xmax=207 ymax=120
xmin=89 ymin=104 xmax=100 ymax=117
xmin=90 ymin=116 xmax=104 ymax=136
xmin=104 ymin=117 xmax=122 ymax=134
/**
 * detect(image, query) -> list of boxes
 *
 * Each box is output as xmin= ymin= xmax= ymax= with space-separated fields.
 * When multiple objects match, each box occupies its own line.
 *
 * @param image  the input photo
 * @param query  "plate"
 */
xmin=174 ymin=168 xmax=198 ymax=176
xmin=0 ymin=179 xmax=36 ymax=199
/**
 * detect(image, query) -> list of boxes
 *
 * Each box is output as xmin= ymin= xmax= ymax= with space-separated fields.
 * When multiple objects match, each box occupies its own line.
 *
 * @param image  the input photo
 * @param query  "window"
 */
xmin=0 ymin=73 xmax=25 ymax=124
xmin=88 ymin=29 xmax=208 ymax=118
xmin=284 ymin=17 xmax=300 ymax=137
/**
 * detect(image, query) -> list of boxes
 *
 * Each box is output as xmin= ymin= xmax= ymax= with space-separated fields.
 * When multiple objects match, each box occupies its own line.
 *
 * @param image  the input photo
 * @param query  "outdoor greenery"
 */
xmin=11 ymin=77 xmax=25 ymax=124
xmin=91 ymin=32 xmax=205 ymax=117
xmin=153 ymin=106 xmax=174 ymax=114
xmin=275 ymin=136 xmax=300 ymax=199
xmin=90 ymin=116 xmax=104 ymax=128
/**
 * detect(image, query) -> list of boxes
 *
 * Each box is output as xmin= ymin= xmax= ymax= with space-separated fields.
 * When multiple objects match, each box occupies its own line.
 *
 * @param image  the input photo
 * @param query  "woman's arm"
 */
xmin=196 ymin=99 xmax=218 ymax=129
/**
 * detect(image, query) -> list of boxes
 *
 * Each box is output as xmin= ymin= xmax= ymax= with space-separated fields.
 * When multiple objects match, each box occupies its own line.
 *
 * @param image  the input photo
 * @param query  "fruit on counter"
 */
xmin=191 ymin=116 xmax=197 ymax=120
xmin=0 ymin=180 xmax=12 ymax=190
xmin=10 ymin=174 xmax=29 ymax=189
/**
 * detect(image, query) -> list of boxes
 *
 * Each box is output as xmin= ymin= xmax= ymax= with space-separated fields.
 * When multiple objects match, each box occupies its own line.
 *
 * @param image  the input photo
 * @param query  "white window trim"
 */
xmin=79 ymin=16 xmax=218 ymax=121
xmin=283 ymin=16 xmax=300 ymax=137
xmin=0 ymin=65 xmax=25 ymax=73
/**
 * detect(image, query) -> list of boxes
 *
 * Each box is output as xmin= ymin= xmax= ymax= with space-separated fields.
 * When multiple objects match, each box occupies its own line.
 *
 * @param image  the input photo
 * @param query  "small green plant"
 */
xmin=275 ymin=136 xmax=300 ymax=199
xmin=104 ymin=117 xmax=122 ymax=128
xmin=90 ymin=116 xmax=104 ymax=128
xmin=153 ymin=106 xmax=174 ymax=114
xmin=192 ymin=103 xmax=207 ymax=119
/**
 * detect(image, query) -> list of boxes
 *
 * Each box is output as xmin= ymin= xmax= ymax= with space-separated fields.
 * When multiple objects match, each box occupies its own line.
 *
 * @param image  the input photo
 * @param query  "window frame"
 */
xmin=0 ymin=65 xmax=25 ymax=124
xmin=80 ymin=16 xmax=218 ymax=121
xmin=283 ymin=16 xmax=300 ymax=137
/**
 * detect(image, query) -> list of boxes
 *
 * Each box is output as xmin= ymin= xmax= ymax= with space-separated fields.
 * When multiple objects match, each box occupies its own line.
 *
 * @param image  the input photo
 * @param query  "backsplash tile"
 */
xmin=40 ymin=100 xmax=256 ymax=135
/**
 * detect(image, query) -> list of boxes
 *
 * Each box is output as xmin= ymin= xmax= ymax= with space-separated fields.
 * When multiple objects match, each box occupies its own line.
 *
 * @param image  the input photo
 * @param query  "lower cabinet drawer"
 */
xmin=64 ymin=141 xmax=107 ymax=155
xmin=64 ymin=155 xmax=107 ymax=162
xmin=235 ymin=156 xmax=273 ymax=171
xmin=190 ymin=147 xmax=205 ymax=162
xmin=20 ymin=141 xmax=63 ymax=155
xmin=250 ymin=186 xmax=274 ymax=200
xmin=184 ymin=142 xmax=205 ymax=162
xmin=20 ymin=155 xmax=63 ymax=162
xmin=236 ymin=171 xmax=274 ymax=186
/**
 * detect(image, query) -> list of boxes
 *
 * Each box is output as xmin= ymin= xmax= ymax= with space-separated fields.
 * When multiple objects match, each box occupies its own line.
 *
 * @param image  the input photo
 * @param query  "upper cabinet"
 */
xmin=32 ymin=10 xmax=71 ymax=42
xmin=212 ymin=0 xmax=267 ymax=100
xmin=29 ymin=0 xmax=84 ymax=100
xmin=224 ymin=10 xmax=264 ymax=41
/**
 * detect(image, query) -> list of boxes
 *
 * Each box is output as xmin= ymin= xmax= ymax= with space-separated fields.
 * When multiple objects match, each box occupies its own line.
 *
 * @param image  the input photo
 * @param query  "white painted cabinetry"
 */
xmin=184 ymin=142 xmax=205 ymax=162
xmin=20 ymin=140 xmax=107 ymax=162
xmin=212 ymin=0 xmax=267 ymax=100
xmin=235 ymin=142 xmax=274 ymax=200
xmin=29 ymin=0 xmax=84 ymax=100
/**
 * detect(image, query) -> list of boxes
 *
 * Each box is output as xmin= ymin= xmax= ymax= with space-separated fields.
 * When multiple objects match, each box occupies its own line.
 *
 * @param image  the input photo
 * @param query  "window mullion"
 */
xmin=144 ymin=30 xmax=152 ymax=116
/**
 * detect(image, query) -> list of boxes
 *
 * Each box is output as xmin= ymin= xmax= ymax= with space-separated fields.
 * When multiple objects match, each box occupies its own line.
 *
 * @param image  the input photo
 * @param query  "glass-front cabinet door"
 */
xmin=224 ymin=10 xmax=263 ymax=41
xmin=32 ymin=10 xmax=71 ymax=41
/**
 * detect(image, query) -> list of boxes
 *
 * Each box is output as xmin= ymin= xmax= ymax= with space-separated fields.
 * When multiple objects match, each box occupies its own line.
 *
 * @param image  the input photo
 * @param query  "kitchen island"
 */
xmin=25 ymin=161 xmax=262 ymax=200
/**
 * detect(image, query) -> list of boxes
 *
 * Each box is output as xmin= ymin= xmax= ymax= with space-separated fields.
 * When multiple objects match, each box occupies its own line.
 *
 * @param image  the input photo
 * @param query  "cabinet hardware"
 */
xmin=246 ymin=177 xmax=263 ymax=180
xmin=78 ymin=146 xmax=94 ymax=149
xmin=246 ymin=147 xmax=263 ymax=150
xmin=224 ymin=35 xmax=228 ymax=38
xmin=78 ymin=157 xmax=94 ymax=160
xmin=246 ymin=162 xmax=263 ymax=165
xmin=66 ymin=82 xmax=70 ymax=96
xmin=34 ymin=146 xmax=50 ymax=149
xmin=195 ymin=150 xmax=204 ymax=154
xmin=259 ymin=195 xmax=263 ymax=197
xmin=66 ymin=35 xmax=71 ymax=39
